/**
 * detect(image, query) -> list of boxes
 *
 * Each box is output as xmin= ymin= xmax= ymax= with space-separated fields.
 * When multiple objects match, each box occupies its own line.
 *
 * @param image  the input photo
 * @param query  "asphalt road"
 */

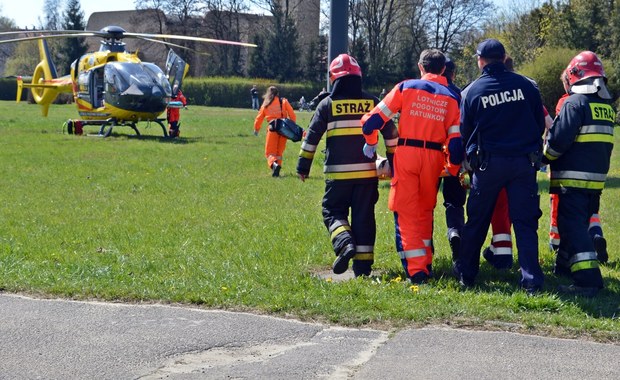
xmin=1 ymin=293 xmax=619 ymax=379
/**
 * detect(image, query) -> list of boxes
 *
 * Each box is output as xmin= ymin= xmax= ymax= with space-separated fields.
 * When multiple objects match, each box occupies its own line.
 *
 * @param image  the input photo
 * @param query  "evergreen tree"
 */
xmin=264 ymin=3 xmax=300 ymax=82
xmin=248 ymin=33 xmax=268 ymax=78
xmin=57 ymin=0 xmax=87 ymax=76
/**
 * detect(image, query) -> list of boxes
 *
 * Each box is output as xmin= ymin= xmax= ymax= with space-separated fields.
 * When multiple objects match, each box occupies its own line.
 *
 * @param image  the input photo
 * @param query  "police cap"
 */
xmin=475 ymin=39 xmax=506 ymax=60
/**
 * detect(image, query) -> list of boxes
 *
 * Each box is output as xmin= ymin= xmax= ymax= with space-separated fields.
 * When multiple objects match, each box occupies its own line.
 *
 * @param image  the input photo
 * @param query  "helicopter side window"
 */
xmin=90 ymin=67 xmax=105 ymax=108
xmin=77 ymin=71 xmax=90 ymax=103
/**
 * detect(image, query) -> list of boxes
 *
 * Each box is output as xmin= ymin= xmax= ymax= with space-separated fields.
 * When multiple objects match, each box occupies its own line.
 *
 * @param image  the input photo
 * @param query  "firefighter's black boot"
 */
xmin=593 ymin=235 xmax=608 ymax=264
xmin=333 ymin=243 xmax=356 ymax=274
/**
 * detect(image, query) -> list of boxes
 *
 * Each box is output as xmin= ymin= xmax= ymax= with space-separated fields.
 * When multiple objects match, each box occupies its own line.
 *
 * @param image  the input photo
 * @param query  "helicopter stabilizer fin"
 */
xmin=16 ymin=77 xmax=23 ymax=103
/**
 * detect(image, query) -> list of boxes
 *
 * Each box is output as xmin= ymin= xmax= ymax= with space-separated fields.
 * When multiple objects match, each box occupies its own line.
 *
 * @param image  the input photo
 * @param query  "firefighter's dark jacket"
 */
xmin=544 ymin=92 xmax=615 ymax=193
xmin=297 ymin=76 xmax=398 ymax=182
xmin=461 ymin=62 xmax=545 ymax=157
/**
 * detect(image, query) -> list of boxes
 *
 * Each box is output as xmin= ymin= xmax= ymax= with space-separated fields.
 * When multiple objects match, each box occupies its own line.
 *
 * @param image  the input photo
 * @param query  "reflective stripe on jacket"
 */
xmin=544 ymin=93 xmax=615 ymax=192
xmin=297 ymin=92 xmax=398 ymax=182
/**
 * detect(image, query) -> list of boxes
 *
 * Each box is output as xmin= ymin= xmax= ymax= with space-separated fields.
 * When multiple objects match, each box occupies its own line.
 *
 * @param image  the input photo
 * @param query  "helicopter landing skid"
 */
xmin=66 ymin=118 xmax=169 ymax=137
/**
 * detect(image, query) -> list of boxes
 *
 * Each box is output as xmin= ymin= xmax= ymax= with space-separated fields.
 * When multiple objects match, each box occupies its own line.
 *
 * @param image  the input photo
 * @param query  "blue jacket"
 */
xmin=461 ymin=62 xmax=545 ymax=157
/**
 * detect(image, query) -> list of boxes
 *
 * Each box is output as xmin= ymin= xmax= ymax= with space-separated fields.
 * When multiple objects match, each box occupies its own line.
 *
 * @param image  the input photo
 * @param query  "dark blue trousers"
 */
xmin=442 ymin=175 xmax=466 ymax=234
xmin=456 ymin=155 xmax=544 ymax=289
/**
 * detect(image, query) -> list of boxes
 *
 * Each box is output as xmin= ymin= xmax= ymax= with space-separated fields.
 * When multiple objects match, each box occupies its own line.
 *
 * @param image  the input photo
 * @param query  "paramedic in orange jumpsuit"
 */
xmin=167 ymin=87 xmax=187 ymax=138
xmin=253 ymin=86 xmax=297 ymax=177
xmin=361 ymin=49 xmax=462 ymax=284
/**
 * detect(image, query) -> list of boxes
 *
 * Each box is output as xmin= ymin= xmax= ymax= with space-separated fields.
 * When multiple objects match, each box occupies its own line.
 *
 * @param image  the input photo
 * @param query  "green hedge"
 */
xmin=182 ymin=77 xmax=324 ymax=108
xmin=0 ymin=77 xmax=28 ymax=101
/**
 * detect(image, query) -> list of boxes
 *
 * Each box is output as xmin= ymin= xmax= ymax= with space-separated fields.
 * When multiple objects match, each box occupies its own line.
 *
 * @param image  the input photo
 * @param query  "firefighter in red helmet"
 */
xmin=544 ymin=51 xmax=614 ymax=297
xmin=297 ymin=54 xmax=398 ymax=276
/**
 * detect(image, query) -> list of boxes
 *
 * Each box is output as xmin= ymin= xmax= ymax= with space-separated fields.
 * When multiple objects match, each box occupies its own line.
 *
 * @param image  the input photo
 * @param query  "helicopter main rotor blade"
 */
xmin=0 ymin=33 xmax=97 ymax=44
xmin=124 ymin=32 xmax=257 ymax=48
xmin=0 ymin=29 xmax=94 ymax=36
xmin=139 ymin=37 xmax=211 ymax=56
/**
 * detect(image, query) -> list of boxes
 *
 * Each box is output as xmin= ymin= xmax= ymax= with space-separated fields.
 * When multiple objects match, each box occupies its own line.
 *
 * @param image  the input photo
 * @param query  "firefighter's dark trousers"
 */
xmin=557 ymin=190 xmax=604 ymax=288
xmin=322 ymin=180 xmax=379 ymax=274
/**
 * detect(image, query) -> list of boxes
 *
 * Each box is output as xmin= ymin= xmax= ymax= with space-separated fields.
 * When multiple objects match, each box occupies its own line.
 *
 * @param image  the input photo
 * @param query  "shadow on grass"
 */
xmin=99 ymin=133 xmax=204 ymax=144
xmin=378 ymin=259 xmax=619 ymax=319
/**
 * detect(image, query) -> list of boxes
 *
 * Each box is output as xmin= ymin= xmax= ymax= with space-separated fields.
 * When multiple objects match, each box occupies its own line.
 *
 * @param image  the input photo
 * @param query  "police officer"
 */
xmin=544 ymin=51 xmax=614 ymax=297
xmin=296 ymin=54 xmax=398 ymax=276
xmin=454 ymin=39 xmax=546 ymax=293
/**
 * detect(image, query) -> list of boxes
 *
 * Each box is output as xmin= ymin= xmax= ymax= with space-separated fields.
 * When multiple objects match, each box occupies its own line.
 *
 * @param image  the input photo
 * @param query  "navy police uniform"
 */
xmin=455 ymin=43 xmax=546 ymax=291
xmin=297 ymin=75 xmax=398 ymax=276
xmin=544 ymin=92 xmax=614 ymax=289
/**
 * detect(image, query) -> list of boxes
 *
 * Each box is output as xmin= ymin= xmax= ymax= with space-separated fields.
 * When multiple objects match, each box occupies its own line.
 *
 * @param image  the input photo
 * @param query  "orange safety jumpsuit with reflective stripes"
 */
xmin=362 ymin=73 xmax=461 ymax=279
xmin=254 ymin=96 xmax=297 ymax=169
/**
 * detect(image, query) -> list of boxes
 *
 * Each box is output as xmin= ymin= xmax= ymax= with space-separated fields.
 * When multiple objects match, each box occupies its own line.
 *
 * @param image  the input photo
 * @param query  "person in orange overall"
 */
xmin=253 ymin=86 xmax=297 ymax=177
xmin=361 ymin=49 xmax=462 ymax=284
xmin=548 ymin=73 xmax=608 ymax=264
xmin=167 ymin=86 xmax=187 ymax=138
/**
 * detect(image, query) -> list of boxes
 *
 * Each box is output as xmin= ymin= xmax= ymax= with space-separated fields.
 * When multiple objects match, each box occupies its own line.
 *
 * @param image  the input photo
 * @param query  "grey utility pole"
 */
xmin=327 ymin=0 xmax=349 ymax=90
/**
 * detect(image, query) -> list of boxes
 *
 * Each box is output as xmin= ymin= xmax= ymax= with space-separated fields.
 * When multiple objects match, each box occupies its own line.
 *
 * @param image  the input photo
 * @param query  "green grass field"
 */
xmin=0 ymin=101 xmax=619 ymax=342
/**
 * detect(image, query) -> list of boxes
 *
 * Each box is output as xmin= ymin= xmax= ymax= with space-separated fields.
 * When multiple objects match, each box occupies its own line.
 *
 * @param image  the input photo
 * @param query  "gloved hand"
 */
xmin=253 ymin=130 xmax=259 ymax=136
xmin=362 ymin=143 xmax=377 ymax=158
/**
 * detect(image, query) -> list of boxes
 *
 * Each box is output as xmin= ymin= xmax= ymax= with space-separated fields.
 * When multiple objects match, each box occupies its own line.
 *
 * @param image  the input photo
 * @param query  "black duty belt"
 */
xmin=397 ymin=138 xmax=443 ymax=151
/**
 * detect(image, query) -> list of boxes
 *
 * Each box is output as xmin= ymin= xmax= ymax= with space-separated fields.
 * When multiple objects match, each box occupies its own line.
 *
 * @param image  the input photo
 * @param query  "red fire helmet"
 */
xmin=329 ymin=54 xmax=362 ymax=83
xmin=565 ymin=51 xmax=606 ymax=86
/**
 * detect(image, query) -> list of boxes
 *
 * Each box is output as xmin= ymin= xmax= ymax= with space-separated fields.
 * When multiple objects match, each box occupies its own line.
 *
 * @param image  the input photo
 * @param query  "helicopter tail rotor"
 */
xmin=20 ymin=39 xmax=72 ymax=116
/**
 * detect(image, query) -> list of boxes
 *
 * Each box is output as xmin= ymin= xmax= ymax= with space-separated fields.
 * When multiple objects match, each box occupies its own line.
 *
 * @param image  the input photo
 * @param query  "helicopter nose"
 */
xmin=151 ymin=86 xmax=163 ymax=97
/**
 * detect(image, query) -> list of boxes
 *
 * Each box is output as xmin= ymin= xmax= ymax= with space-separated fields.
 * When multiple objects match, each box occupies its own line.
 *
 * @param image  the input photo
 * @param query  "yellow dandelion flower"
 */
xmin=410 ymin=285 xmax=419 ymax=293
xmin=221 ymin=286 xmax=228 ymax=291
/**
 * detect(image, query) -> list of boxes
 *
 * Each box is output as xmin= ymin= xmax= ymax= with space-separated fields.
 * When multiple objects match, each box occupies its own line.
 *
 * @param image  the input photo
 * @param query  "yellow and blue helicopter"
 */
xmin=0 ymin=26 xmax=255 ymax=137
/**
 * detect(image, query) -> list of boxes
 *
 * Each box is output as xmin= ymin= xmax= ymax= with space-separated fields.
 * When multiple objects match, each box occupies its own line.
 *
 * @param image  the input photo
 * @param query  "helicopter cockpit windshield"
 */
xmin=105 ymin=62 xmax=171 ymax=95
xmin=104 ymin=62 xmax=171 ymax=113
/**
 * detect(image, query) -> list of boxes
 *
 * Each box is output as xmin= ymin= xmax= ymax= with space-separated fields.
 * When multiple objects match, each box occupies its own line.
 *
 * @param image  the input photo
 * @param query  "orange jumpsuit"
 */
xmin=167 ymin=90 xmax=187 ymax=137
xmin=254 ymin=96 xmax=297 ymax=169
xmin=362 ymin=74 xmax=461 ymax=280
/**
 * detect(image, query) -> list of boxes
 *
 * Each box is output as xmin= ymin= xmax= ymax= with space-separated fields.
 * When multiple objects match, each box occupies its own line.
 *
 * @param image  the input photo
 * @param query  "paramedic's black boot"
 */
xmin=271 ymin=163 xmax=281 ymax=177
xmin=410 ymin=271 xmax=429 ymax=284
xmin=333 ymin=244 xmax=356 ymax=274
